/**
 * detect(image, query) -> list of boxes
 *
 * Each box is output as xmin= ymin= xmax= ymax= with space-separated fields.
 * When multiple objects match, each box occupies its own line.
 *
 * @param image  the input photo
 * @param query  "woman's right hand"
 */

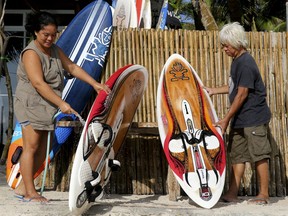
xmin=59 ymin=101 xmax=77 ymax=115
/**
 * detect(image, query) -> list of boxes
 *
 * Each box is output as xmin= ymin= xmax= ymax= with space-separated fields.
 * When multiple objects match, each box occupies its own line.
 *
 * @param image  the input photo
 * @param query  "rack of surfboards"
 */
xmin=112 ymin=0 xmax=181 ymax=30
xmin=112 ymin=0 xmax=150 ymax=29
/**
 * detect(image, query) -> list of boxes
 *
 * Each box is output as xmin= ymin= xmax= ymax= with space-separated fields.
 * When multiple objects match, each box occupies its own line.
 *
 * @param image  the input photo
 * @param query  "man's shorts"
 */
xmin=228 ymin=124 xmax=271 ymax=164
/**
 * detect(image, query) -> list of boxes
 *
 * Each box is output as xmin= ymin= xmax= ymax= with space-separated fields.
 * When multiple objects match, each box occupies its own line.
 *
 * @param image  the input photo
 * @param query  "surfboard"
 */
xmin=156 ymin=54 xmax=226 ymax=209
xmin=142 ymin=0 xmax=152 ymax=29
xmin=6 ymin=0 xmax=113 ymax=189
xmin=129 ymin=0 xmax=138 ymax=28
xmin=156 ymin=0 xmax=168 ymax=29
xmin=113 ymin=0 xmax=131 ymax=29
xmin=69 ymin=64 xmax=148 ymax=214
xmin=135 ymin=0 xmax=145 ymax=27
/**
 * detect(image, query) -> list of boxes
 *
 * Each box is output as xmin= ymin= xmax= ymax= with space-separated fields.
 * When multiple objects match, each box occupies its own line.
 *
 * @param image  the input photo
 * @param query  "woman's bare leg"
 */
xmin=16 ymin=125 xmax=49 ymax=202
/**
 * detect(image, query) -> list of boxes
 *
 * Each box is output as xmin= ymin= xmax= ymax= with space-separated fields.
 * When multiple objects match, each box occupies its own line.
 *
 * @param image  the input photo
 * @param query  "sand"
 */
xmin=1 ymin=164 xmax=287 ymax=216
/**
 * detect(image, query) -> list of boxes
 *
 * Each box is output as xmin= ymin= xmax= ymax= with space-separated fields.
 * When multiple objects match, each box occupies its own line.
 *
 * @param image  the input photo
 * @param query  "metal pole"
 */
xmin=0 ymin=106 xmax=3 ymax=146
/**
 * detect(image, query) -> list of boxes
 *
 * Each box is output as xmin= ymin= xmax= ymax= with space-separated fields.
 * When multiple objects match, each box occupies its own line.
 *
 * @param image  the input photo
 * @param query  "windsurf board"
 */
xmin=156 ymin=54 xmax=226 ymax=209
xmin=69 ymin=64 xmax=148 ymax=214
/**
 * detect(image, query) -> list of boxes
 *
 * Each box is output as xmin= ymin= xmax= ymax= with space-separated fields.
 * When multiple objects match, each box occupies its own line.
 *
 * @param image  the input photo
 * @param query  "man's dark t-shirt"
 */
xmin=228 ymin=52 xmax=271 ymax=128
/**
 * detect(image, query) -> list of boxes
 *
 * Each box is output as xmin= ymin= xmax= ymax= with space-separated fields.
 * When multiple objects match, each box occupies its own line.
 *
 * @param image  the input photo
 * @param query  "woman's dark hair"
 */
xmin=25 ymin=11 xmax=58 ymax=39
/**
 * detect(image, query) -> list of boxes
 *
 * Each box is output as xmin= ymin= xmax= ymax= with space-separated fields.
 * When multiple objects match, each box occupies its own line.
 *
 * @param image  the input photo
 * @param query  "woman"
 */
xmin=205 ymin=22 xmax=271 ymax=204
xmin=13 ymin=11 xmax=110 ymax=202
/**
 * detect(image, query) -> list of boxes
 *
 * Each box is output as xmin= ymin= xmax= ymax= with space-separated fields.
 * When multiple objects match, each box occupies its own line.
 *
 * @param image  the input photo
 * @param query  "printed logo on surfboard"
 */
xmin=115 ymin=5 xmax=127 ymax=27
xmin=129 ymin=78 xmax=143 ymax=104
xmin=169 ymin=62 xmax=190 ymax=81
xmin=85 ymin=26 xmax=112 ymax=67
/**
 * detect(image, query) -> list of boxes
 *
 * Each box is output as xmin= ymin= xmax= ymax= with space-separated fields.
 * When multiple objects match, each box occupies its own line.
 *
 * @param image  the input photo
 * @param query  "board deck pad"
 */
xmin=6 ymin=0 xmax=113 ymax=189
xmin=69 ymin=64 xmax=148 ymax=214
xmin=156 ymin=54 xmax=226 ymax=209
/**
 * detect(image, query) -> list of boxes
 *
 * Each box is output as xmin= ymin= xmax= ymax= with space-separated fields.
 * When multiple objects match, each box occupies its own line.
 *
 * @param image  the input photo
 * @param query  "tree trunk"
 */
xmin=192 ymin=0 xmax=218 ymax=30
xmin=198 ymin=0 xmax=218 ymax=30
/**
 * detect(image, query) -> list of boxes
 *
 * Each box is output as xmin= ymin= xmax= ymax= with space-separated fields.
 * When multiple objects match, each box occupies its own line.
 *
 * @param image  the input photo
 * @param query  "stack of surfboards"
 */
xmin=112 ymin=0 xmax=151 ymax=29
xmin=157 ymin=54 xmax=226 ymax=209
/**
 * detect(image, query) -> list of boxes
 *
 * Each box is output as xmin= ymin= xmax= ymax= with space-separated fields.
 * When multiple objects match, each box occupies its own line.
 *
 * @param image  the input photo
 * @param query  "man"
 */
xmin=205 ymin=22 xmax=271 ymax=204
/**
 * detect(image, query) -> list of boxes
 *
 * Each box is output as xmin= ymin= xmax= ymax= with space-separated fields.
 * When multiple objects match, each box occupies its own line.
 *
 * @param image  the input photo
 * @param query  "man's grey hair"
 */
xmin=219 ymin=22 xmax=248 ymax=49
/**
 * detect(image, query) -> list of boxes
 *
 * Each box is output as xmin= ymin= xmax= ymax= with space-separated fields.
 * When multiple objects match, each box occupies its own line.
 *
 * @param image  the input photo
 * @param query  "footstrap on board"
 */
xmin=76 ymin=171 xmax=102 ymax=208
xmin=168 ymin=130 xmax=214 ymax=164
xmin=186 ymin=131 xmax=220 ymax=184
xmin=83 ymin=122 xmax=113 ymax=160
xmin=174 ymin=131 xmax=220 ymax=200
xmin=91 ymin=122 xmax=113 ymax=147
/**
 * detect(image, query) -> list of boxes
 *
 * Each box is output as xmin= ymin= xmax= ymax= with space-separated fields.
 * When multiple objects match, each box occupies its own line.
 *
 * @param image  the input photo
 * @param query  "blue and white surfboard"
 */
xmin=156 ymin=0 xmax=168 ymax=30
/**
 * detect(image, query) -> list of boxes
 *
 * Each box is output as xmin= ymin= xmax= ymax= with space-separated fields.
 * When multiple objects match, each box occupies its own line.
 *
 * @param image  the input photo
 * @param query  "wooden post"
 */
xmin=167 ymin=166 xmax=180 ymax=201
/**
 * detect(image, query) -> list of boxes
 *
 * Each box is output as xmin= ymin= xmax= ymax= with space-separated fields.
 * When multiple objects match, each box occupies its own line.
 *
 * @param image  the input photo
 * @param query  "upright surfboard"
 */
xmin=156 ymin=54 xmax=226 ymax=209
xmin=113 ymin=0 xmax=131 ymax=29
xmin=69 ymin=64 xmax=148 ymax=214
xmin=142 ymin=0 xmax=152 ymax=29
xmin=156 ymin=0 xmax=168 ymax=29
xmin=135 ymin=0 xmax=145 ymax=27
xmin=6 ymin=0 xmax=113 ymax=189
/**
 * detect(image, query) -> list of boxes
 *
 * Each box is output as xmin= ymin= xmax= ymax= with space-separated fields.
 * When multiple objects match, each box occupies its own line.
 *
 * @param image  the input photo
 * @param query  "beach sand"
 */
xmin=1 ymin=164 xmax=287 ymax=216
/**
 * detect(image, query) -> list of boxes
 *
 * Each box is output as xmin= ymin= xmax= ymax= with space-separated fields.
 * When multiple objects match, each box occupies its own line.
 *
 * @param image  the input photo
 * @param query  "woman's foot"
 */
xmin=22 ymin=195 xmax=49 ymax=203
xmin=14 ymin=182 xmax=26 ymax=198
xmin=23 ymin=190 xmax=49 ymax=203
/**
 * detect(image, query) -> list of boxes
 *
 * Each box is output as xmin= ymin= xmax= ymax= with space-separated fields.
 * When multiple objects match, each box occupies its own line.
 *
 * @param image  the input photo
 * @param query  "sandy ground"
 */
xmin=1 ymin=164 xmax=288 ymax=216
